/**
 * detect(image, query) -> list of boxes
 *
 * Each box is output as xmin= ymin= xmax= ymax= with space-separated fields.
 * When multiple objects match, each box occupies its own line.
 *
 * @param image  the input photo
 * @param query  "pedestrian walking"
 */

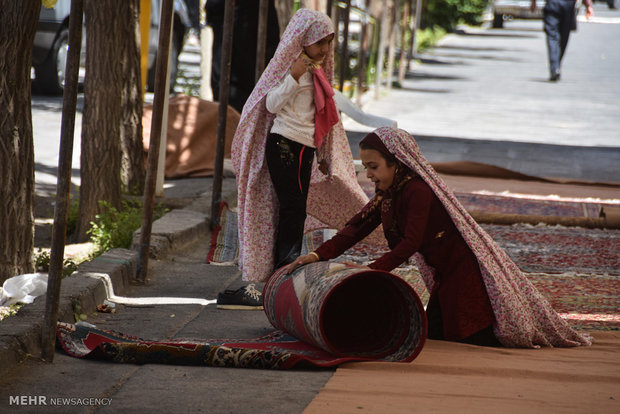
xmin=531 ymin=0 xmax=594 ymax=81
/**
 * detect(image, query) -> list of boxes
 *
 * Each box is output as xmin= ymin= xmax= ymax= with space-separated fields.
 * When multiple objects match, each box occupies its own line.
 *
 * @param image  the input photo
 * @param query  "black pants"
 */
xmin=543 ymin=0 xmax=576 ymax=75
xmin=266 ymin=134 xmax=315 ymax=270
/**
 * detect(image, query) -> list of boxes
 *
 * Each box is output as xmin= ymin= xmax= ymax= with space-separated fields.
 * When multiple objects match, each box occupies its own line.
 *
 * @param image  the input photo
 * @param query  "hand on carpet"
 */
xmin=285 ymin=253 xmax=320 ymax=274
xmin=341 ymin=262 xmax=370 ymax=269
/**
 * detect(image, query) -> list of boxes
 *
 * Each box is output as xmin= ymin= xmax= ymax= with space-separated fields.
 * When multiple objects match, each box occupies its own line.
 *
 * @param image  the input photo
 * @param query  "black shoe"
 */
xmin=217 ymin=283 xmax=263 ymax=310
xmin=550 ymin=70 xmax=561 ymax=81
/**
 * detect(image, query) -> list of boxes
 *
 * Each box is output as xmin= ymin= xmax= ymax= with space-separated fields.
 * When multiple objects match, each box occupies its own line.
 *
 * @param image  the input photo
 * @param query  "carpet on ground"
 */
xmin=207 ymin=204 xmax=620 ymax=332
xmin=358 ymin=178 xmax=619 ymax=228
xmin=304 ymin=331 xmax=620 ymax=414
xmin=57 ymin=263 xmax=427 ymax=369
xmin=142 ymin=94 xmax=240 ymax=179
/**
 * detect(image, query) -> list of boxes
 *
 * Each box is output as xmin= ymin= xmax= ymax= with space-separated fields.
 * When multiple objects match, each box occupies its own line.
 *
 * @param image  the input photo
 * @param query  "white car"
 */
xmin=492 ymin=0 xmax=545 ymax=28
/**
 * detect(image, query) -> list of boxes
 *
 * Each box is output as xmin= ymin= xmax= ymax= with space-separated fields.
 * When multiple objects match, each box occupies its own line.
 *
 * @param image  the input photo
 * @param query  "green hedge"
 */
xmin=422 ymin=0 xmax=490 ymax=32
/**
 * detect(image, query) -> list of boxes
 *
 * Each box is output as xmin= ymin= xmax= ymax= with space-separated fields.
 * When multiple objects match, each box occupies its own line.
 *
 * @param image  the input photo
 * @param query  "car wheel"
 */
xmin=492 ymin=13 xmax=504 ymax=28
xmin=33 ymin=27 xmax=68 ymax=95
xmin=608 ymin=0 xmax=618 ymax=9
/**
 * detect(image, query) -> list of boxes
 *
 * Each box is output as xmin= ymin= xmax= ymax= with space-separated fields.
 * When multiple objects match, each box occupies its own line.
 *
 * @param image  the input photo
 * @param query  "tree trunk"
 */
xmin=0 ymin=0 xmax=39 ymax=284
xmin=77 ymin=0 xmax=124 ymax=241
xmin=120 ymin=0 xmax=146 ymax=195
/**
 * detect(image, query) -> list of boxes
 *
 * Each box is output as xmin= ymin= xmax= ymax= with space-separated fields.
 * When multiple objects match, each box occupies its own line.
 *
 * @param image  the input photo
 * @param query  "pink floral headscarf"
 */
xmin=373 ymin=127 xmax=591 ymax=348
xmin=231 ymin=9 xmax=370 ymax=282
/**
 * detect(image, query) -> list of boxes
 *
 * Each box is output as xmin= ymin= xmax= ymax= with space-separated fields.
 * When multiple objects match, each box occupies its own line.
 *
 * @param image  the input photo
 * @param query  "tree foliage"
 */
xmin=422 ymin=0 xmax=490 ymax=32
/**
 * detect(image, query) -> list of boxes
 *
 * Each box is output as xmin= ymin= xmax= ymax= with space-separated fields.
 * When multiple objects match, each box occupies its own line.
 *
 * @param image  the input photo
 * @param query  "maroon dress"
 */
xmin=314 ymin=177 xmax=496 ymax=341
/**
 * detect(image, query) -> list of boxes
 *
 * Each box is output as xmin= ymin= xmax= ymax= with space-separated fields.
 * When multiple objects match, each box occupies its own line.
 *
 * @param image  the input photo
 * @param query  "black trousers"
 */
xmin=543 ymin=0 xmax=576 ymax=74
xmin=265 ymin=134 xmax=315 ymax=270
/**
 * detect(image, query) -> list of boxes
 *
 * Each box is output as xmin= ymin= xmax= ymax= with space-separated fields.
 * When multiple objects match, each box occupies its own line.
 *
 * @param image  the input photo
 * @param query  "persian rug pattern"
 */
xmin=57 ymin=264 xmax=427 ymax=369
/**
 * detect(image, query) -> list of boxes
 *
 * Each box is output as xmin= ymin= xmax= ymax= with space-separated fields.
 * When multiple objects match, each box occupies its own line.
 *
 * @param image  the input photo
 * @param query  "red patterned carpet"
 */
xmin=306 ymin=225 xmax=620 ymax=332
xmin=482 ymin=223 xmax=620 ymax=276
xmin=208 ymin=204 xmax=620 ymax=332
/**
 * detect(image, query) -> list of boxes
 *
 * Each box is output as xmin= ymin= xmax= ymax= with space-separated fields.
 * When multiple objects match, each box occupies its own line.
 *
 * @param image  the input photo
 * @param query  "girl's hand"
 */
xmin=290 ymin=57 xmax=307 ymax=81
xmin=284 ymin=253 xmax=319 ymax=274
xmin=341 ymin=262 xmax=370 ymax=269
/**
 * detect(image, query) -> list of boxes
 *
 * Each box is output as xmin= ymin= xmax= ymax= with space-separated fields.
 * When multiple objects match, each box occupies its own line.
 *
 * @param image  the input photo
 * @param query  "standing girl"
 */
xmin=231 ymin=9 xmax=371 ymax=282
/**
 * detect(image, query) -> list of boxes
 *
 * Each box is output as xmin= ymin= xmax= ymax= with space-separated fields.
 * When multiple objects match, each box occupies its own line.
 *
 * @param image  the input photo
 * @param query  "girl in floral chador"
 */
xmin=231 ymin=9 xmax=371 ymax=282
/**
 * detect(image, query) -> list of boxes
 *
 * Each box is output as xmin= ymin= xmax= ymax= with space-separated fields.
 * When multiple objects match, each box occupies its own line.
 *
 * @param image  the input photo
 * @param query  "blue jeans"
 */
xmin=543 ymin=0 xmax=576 ymax=74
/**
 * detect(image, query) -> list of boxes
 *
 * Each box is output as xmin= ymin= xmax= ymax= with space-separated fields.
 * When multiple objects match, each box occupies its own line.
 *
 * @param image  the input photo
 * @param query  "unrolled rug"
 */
xmin=207 ymin=206 xmax=619 ymax=332
xmin=359 ymin=178 xmax=618 ymax=228
xmin=208 ymin=205 xmax=620 ymax=277
xmin=482 ymin=223 xmax=620 ymax=276
xmin=57 ymin=263 xmax=427 ymax=369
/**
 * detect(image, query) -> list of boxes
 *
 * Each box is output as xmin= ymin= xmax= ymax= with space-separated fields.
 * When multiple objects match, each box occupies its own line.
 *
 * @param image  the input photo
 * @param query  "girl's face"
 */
xmin=303 ymin=33 xmax=334 ymax=62
xmin=360 ymin=148 xmax=397 ymax=191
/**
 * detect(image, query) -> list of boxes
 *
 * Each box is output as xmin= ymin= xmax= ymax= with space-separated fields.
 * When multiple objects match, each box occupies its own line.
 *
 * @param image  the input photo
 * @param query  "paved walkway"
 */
xmin=343 ymin=14 xmax=620 ymax=183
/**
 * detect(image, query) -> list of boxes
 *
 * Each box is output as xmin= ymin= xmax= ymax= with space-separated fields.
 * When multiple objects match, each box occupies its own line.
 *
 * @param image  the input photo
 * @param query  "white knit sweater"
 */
xmin=266 ymin=71 xmax=316 ymax=148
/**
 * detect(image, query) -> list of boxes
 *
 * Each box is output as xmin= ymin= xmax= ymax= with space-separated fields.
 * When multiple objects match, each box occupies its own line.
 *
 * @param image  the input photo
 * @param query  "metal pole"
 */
xmin=398 ymin=0 xmax=409 ymax=82
xmin=411 ymin=0 xmax=422 ymax=60
xmin=386 ymin=1 xmax=398 ymax=92
xmin=210 ymin=0 xmax=235 ymax=230
xmin=326 ymin=0 xmax=333 ymax=17
xmin=374 ymin=7 xmax=388 ymax=99
xmin=136 ymin=0 xmax=174 ymax=283
xmin=255 ymin=0 xmax=268 ymax=82
xmin=41 ymin=0 xmax=83 ymax=362
xmin=356 ymin=14 xmax=368 ymax=106
xmin=338 ymin=0 xmax=351 ymax=92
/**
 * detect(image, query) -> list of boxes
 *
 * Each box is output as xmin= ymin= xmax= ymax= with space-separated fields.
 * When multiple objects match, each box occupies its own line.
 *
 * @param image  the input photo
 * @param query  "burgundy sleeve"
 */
xmin=369 ymin=182 xmax=433 ymax=271
xmin=314 ymin=203 xmax=382 ymax=261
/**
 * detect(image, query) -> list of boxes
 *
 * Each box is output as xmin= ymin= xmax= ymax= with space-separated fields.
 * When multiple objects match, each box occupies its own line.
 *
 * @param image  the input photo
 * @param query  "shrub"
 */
xmin=422 ymin=0 xmax=490 ymax=32
xmin=34 ymin=248 xmax=78 ymax=278
xmin=87 ymin=199 xmax=168 ymax=257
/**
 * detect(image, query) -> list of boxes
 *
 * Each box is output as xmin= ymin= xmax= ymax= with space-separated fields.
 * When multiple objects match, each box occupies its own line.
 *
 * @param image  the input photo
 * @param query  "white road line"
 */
xmin=88 ymin=273 xmax=217 ymax=307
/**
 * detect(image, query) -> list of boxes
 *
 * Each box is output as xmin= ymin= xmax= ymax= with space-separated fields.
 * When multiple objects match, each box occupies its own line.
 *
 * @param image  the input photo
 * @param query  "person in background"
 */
xmin=287 ymin=126 xmax=592 ymax=348
xmin=531 ymin=0 xmax=593 ymax=81
xmin=205 ymin=0 xmax=280 ymax=112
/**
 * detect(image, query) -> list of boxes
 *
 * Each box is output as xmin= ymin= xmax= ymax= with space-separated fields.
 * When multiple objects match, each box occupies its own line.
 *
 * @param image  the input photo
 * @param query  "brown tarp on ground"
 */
xmin=142 ymin=94 xmax=240 ymax=179
xmin=304 ymin=331 xmax=620 ymax=414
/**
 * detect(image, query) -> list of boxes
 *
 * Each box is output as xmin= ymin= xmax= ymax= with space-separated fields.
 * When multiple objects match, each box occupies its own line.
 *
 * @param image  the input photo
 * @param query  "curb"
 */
xmin=0 ymin=208 xmax=209 ymax=377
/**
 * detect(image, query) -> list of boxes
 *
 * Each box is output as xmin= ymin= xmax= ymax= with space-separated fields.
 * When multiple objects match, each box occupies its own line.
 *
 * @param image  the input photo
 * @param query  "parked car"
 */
xmin=32 ymin=0 xmax=190 ymax=94
xmin=492 ymin=0 xmax=545 ymax=28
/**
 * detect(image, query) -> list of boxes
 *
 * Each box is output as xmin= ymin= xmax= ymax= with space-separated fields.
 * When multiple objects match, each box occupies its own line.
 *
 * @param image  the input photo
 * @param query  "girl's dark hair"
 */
xmin=359 ymin=141 xmax=397 ymax=166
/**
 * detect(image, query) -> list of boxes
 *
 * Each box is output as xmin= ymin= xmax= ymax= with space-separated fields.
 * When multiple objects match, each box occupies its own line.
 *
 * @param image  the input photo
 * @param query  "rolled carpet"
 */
xmin=56 ymin=263 xmax=426 ymax=369
xmin=264 ymin=262 xmax=427 ymax=362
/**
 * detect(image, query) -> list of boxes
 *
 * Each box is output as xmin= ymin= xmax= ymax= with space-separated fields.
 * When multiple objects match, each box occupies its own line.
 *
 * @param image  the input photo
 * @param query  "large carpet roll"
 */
xmin=264 ymin=262 xmax=427 ymax=362
xmin=56 ymin=262 xmax=426 ymax=369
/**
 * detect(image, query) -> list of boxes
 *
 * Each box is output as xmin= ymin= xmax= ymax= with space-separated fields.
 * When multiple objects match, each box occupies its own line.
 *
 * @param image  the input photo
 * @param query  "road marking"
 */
xmin=578 ymin=16 xmax=620 ymax=24
xmin=89 ymin=273 xmax=217 ymax=306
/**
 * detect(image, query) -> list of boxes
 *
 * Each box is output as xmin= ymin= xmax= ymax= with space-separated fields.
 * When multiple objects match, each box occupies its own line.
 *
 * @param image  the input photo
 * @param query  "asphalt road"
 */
xmin=343 ymin=6 xmax=620 ymax=182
